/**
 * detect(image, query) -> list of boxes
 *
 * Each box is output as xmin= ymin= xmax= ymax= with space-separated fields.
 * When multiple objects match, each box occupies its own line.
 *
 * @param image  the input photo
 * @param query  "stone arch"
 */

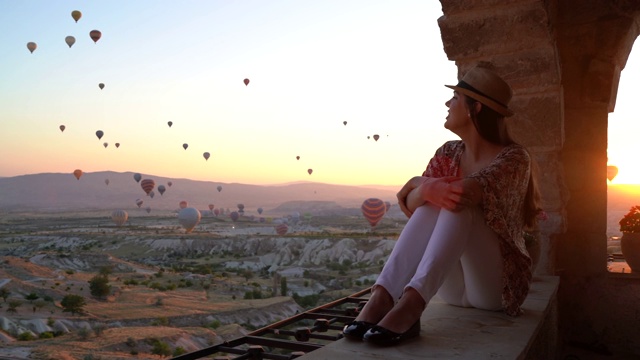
xmin=438 ymin=0 xmax=640 ymax=354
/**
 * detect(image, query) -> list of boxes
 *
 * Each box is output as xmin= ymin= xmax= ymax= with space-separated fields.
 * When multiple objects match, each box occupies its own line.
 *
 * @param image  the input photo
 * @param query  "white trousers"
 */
xmin=375 ymin=204 xmax=503 ymax=310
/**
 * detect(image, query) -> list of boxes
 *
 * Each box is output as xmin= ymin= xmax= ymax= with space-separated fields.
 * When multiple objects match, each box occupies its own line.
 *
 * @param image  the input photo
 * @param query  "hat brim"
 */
xmin=445 ymin=85 xmax=514 ymax=117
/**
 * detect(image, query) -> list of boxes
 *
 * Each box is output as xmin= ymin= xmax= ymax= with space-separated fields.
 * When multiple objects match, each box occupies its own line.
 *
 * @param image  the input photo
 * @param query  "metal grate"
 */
xmin=171 ymin=287 xmax=371 ymax=360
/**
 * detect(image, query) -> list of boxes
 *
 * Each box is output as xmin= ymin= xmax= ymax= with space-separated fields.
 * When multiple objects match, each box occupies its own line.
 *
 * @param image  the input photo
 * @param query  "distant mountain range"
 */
xmin=0 ymin=171 xmax=400 ymax=214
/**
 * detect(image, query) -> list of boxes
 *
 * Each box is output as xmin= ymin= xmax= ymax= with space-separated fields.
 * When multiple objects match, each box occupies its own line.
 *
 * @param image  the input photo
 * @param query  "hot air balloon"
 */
xmin=96 ymin=130 xmax=104 ymax=140
xmin=343 ymin=121 xmax=347 ymax=126
xmin=98 ymin=83 xmax=105 ymax=90
xmin=73 ymin=169 xmax=83 ymax=180
xmin=183 ymin=143 xmax=188 ymax=150
xmin=178 ymin=207 xmax=201 ymax=233
xmin=149 ymin=191 xmax=155 ymax=198
xmin=111 ymin=210 xmax=128 ymax=226
xmin=90 ymin=30 xmax=102 ymax=43
xmin=65 ymin=36 xmax=75 ymax=48
xmin=217 ymin=185 xmax=222 ymax=192
xmin=275 ymin=223 xmax=288 ymax=235
xmin=296 ymin=156 xmax=300 ymax=160
xmin=167 ymin=181 xmax=172 ymax=187
xmin=361 ymin=198 xmax=386 ymax=227
xmin=373 ymin=134 xmax=380 ymax=141
xmin=257 ymin=207 xmax=263 ymax=215
xmin=243 ymin=78 xmax=250 ymax=86
xmin=230 ymin=211 xmax=239 ymax=222
xmin=308 ymin=169 xmax=313 ymax=175
xmin=208 ymin=204 xmax=214 ymax=211
xmin=59 ymin=125 xmax=65 ymax=132
xmin=146 ymin=206 xmax=151 ymax=214
xmin=179 ymin=200 xmax=188 ymax=209
xmin=136 ymin=199 xmax=143 ymax=208
xmin=115 ymin=143 xmax=120 ymax=148
xmin=105 ymin=179 xmax=110 ymax=186
xmin=607 ymin=165 xmax=619 ymax=182
xmin=213 ymin=208 xmax=220 ymax=216
xmin=203 ymin=152 xmax=210 ymax=161
xmin=168 ymin=121 xmax=173 ymax=127
xmin=27 ymin=42 xmax=37 ymax=53
xmin=237 ymin=204 xmax=245 ymax=212
xmin=133 ymin=173 xmax=142 ymax=183
xmin=103 ymin=142 xmax=108 ymax=148
xmin=140 ymin=179 xmax=155 ymax=195
xmin=71 ymin=10 xmax=82 ymax=22
xmin=157 ymin=185 xmax=166 ymax=196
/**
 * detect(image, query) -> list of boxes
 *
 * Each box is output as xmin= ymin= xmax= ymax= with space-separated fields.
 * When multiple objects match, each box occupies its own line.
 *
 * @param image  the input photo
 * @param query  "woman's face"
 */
xmin=444 ymin=91 xmax=471 ymax=133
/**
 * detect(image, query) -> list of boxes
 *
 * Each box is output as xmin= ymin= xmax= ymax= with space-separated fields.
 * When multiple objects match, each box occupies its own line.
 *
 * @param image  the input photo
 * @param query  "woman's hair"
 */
xmin=465 ymin=95 xmax=542 ymax=229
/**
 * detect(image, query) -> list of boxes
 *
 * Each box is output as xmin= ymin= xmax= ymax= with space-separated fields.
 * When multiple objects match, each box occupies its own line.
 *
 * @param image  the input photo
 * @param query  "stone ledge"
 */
xmin=299 ymin=276 xmax=559 ymax=360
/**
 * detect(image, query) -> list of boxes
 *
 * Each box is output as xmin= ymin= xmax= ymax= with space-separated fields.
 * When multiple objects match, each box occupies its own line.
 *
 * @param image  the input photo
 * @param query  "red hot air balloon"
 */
xmin=96 ymin=130 xmax=104 ymax=139
xmin=243 ymin=78 xmax=250 ymax=86
xmin=157 ymin=185 xmax=166 ymax=196
xmin=361 ymin=198 xmax=386 ymax=227
xmin=59 ymin=125 xmax=65 ymax=132
xmin=90 ymin=30 xmax=102 ymax=43
xmin=230 ymin=211 xmax=239 ymax=222
xmin=73 ymin=169 xmax=83 ymax=180
xmin=607 ymin=165 xmax=619 ymax=182
xmin=275 ymin=223 xmax=288 ymax=235
xmin=179 ymin=200 xmax=188 ymax=209
xmin=307 ymin=169 xmax=313 ymax=175
xmin=140 ymin=179 xmax=155 ymax=195
xmin=27 ymin=42 xmax=37 ymax=53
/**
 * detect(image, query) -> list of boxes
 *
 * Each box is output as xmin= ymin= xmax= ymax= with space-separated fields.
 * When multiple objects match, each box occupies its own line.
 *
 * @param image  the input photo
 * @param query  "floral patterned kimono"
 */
xmin=422 ymin=140 xmax=532 ymax=316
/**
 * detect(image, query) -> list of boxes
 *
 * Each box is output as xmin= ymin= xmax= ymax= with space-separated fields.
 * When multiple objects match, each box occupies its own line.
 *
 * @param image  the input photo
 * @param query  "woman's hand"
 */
xmin=397 ymin=176 xmax=482 ymax=216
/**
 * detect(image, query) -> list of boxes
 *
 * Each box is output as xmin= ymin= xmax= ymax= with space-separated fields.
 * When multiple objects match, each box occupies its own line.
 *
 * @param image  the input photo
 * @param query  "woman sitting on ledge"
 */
xmin=343 ymin=66 xmax=541 ymax=346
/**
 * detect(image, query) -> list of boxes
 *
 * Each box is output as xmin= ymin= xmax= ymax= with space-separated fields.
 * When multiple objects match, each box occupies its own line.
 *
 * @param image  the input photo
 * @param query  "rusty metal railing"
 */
xmin=171 ymin=287 xmax=371 ymax=360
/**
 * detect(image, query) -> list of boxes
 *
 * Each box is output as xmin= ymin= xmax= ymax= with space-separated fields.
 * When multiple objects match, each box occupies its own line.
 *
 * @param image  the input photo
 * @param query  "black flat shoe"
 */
xmin=342 ymin=321 xmax=375 ymax=340
xmin=363 ymin=320 xmax=420 ymax=346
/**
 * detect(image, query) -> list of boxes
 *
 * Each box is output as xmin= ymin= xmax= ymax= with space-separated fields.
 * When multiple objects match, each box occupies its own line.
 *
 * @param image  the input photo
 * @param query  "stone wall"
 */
xmin=437 ymin=0 xmax=640 ymax=355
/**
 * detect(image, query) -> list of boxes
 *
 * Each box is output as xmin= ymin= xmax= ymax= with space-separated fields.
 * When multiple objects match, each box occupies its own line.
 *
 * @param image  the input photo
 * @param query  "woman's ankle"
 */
xmin=355 ymin=285 xmax=394 ymax=323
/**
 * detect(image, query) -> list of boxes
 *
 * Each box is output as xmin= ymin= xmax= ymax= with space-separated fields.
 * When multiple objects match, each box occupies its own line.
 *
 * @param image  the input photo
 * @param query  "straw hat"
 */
xmin=445 ymin=66 xmax=514 ymax=117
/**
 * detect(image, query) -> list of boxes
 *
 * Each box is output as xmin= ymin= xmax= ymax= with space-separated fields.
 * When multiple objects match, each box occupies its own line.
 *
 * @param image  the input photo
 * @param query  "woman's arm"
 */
xmin=397 ymin=175 xmax=464 ymax=217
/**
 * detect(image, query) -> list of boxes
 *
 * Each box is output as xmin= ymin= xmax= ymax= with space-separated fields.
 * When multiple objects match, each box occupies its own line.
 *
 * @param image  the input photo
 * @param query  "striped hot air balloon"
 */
xmin=275 ymin=223 xmax=288 ymax=235
xmin=140 ymin=179 xmax=155 ymax=195
xmin=361 ymin=198 xmax=386 ymax=227
xmin=111 ymin=210 xmax=128 ymax=226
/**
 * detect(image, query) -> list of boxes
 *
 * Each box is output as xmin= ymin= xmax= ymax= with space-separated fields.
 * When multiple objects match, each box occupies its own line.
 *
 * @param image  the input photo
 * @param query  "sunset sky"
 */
xmin=0 ymin=1 xmax=637 ymax=187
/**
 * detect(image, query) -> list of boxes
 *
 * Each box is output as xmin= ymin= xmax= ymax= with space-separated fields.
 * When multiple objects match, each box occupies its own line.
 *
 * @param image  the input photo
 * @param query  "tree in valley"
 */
xmin=61 ymin=294 xmax=86 ymax=315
